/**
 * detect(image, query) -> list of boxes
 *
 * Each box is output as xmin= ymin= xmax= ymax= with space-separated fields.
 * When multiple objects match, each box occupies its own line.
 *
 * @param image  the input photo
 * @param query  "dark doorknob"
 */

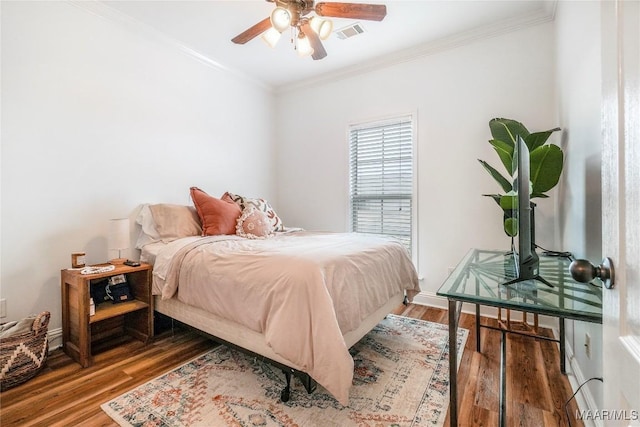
xmin=569 ymin=257 xmax=615 ymax=289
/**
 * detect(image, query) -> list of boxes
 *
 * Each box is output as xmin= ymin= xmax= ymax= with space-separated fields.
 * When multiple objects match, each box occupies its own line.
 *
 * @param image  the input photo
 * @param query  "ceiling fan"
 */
xmin=231 ymin=0 xmax=387 ymax=60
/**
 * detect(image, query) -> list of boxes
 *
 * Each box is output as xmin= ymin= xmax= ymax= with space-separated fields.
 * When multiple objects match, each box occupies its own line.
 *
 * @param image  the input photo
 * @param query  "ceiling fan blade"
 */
xmin=315 ymin=2 xmax=387 ymax=21
xmin=301 ymin=22 xmax=327 ymax=60
xmin=231 ymin=17 xmax=272 ymax=44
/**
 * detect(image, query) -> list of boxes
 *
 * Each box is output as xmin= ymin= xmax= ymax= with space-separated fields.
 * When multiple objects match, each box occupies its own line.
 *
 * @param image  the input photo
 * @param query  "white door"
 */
xmin=601 ymin=0 xmax=640 ymax=425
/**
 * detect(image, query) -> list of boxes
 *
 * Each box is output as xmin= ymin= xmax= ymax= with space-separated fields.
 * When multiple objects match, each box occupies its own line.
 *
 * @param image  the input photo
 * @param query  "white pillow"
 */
xmin=135 ymin=204 xmax=161 ymax=249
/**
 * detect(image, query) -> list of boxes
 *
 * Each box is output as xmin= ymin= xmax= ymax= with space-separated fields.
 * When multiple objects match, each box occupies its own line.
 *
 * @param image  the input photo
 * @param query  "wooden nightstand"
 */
xmin=61 ymin=263 xmax=153 ymax=367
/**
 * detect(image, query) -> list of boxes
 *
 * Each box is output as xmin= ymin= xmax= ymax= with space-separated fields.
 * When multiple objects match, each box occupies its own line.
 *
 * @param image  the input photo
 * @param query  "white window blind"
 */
xmin=349 ymin=115 xmax=414 ymax=253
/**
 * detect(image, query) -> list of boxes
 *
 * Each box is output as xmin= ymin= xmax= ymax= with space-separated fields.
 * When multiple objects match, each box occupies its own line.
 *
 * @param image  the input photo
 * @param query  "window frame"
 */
xmin=347 ymin=112 xmax=418 ymax=264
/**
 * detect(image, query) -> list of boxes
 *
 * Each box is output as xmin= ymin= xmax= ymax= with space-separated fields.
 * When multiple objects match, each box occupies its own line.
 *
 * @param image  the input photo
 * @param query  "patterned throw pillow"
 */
xmin=236 ymin=208 xmax=273 ymax=239
xmin=222 ymin=192 xmax=284 ymax=232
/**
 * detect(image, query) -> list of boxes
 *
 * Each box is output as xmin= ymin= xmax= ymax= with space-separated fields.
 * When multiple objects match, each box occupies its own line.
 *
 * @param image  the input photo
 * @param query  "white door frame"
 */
xmin=601 ymin=0 xmax=640 ymax=425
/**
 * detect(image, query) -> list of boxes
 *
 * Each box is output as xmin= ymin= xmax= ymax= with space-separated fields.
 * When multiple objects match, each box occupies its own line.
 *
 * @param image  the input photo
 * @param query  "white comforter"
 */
xmin=152 ymin=231 xmax=419 ymax=405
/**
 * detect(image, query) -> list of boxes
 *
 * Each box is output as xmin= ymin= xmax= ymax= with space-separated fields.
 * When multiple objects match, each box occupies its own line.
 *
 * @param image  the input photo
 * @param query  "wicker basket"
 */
xmin=0 ymin=311 xmax=50 ymax=391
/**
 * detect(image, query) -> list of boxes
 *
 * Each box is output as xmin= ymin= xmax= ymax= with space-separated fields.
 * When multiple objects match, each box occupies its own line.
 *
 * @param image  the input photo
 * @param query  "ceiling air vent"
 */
xmin=335 ymin=23 xmax=365 ymax=40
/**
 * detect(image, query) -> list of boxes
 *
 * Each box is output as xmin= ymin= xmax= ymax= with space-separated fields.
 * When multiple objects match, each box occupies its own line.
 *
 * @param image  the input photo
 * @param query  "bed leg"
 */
xmin=301 ymin=375 xmax=317 ymax=394
xmin=281 ymin=369 xmax=292 ymax=402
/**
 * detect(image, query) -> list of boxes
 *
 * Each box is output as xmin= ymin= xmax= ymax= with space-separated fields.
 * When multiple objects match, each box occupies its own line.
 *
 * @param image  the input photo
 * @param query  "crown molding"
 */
xmin=65 ymin=0 xmax=556 ymax=97
xmin=67 ymin=0 xmax=273 ymax=93
xmin=276 ymin=6 xmax=556 ymax=95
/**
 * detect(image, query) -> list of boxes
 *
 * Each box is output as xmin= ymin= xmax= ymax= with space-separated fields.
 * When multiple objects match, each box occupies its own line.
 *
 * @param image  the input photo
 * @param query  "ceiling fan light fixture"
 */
xmin=261 ymin=27 xmax=282 ymax=48
xmin=296 ymin=32 xmax=314 ymax=57
xmin=309 ymin=16 xmax=333 ymax=40
xmin=270 ymin=7 xmax=292 ymax=33
xmin=232 ymin=1 xmax=387 ymax=59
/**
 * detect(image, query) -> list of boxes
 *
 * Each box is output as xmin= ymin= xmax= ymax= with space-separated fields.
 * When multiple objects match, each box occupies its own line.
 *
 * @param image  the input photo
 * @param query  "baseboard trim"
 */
xmin=48 ymin=327 xmax=63 ymax=352
xmin=412 ymin=291 xmax=600 ymax=426
xmin=556 ymin=328 xmax=602 ymax=427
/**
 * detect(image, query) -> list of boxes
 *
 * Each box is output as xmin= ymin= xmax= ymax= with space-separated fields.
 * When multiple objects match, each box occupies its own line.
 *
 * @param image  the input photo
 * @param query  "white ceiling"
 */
xmin=97 ymin=0 xmax=555 ymax=91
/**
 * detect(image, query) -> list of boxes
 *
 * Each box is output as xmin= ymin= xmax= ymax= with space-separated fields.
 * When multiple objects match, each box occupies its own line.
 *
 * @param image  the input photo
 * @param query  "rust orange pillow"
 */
xmin=190 ymin=187 xmax=241 ymax=236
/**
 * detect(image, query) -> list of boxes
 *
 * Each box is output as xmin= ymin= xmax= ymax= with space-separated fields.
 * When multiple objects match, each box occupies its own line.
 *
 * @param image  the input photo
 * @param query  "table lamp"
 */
xmin=108 ymin=218 xmax=129 ymax=265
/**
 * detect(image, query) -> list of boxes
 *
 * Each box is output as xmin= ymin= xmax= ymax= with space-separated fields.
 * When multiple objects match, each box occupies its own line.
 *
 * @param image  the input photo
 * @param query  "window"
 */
xmin=349 ymin=115 xmax=415 ymax=253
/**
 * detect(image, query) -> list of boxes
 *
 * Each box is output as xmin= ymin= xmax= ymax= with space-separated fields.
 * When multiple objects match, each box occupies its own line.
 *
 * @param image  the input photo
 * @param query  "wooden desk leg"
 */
xmin=448 ymin=299 xmax=459 ymax=427
xmin=499 ymin=329 xmax=507 ymax=427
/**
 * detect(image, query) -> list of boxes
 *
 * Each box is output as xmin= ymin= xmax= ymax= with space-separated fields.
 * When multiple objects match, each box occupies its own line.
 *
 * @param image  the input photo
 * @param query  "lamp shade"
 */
xmin=310 ymin=16 xmax=333 ymax=40
xmin=108 ymin=218 xmax=129 ymax=264
xmin=261 ymin=27 xmax=282 ymax=48
xmin=297 ymin=33 xmax=314 ymax=57
xmin=270 ymin=7 xmax=291 ymax=32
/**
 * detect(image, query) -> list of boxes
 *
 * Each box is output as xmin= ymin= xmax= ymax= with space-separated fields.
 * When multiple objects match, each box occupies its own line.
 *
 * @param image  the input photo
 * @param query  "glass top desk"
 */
xmin=437 ymin=249 xmax=602 ymax=427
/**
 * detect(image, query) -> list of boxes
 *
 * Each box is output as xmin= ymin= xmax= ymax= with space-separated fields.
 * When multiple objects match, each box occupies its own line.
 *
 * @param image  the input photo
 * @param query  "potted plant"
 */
xmin=478 ymin=118 xmax=563 ymax=237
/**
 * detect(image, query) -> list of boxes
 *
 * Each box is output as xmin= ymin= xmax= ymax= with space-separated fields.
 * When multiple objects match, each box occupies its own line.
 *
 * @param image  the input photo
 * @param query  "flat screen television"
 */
xmin=502 ymin=136 xmax=553 ymax=287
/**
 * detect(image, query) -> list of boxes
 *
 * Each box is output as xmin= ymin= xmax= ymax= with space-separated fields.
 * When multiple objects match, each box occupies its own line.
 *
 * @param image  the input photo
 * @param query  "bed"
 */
xmin=136 ymin=200 xmax=420 ymax=405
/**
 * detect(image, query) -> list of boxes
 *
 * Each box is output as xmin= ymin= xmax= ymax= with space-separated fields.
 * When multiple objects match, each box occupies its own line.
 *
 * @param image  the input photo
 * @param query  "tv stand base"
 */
xmin=501 ymin=275 xmax=554 ymax=288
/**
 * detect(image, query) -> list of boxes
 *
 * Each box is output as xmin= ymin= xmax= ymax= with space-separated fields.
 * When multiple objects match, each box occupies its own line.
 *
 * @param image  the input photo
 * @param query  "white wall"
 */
xmin=0 ymin=2 xmax=276 ymax=333
xmin=554 ymin=0 xmax=604 ymax=411
xmin=274 ymin=23 xmax=558 ymax=293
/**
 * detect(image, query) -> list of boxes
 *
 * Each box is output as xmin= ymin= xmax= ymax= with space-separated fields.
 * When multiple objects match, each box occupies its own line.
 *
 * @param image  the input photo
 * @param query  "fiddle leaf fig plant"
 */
xmin=478 ymin=118 xmax=563 ymax=236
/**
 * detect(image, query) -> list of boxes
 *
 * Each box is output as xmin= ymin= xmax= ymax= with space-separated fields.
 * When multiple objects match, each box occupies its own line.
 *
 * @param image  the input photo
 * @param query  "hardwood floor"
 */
xmin=396 ymin=304 xmax=584 ymax=427
xmin=0 ymin=305 xmax=584 ymax=426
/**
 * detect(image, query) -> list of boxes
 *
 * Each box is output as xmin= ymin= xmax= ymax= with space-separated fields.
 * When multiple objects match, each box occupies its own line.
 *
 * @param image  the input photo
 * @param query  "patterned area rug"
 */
xmin=102 ymin=314 xmax=468 ymax=427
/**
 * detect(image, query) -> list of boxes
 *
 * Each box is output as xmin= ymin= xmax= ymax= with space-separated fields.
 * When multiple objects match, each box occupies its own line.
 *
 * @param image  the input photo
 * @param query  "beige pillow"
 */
xmin=149 ymin=204 xmax=202 ymax=242
xmin=236 ymin=208 xmax=274 ymax=239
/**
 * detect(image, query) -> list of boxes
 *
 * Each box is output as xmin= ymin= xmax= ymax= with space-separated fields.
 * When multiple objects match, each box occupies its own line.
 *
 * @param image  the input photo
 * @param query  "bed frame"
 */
xmin=154 ymin=291 xmax=406 ymax=402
